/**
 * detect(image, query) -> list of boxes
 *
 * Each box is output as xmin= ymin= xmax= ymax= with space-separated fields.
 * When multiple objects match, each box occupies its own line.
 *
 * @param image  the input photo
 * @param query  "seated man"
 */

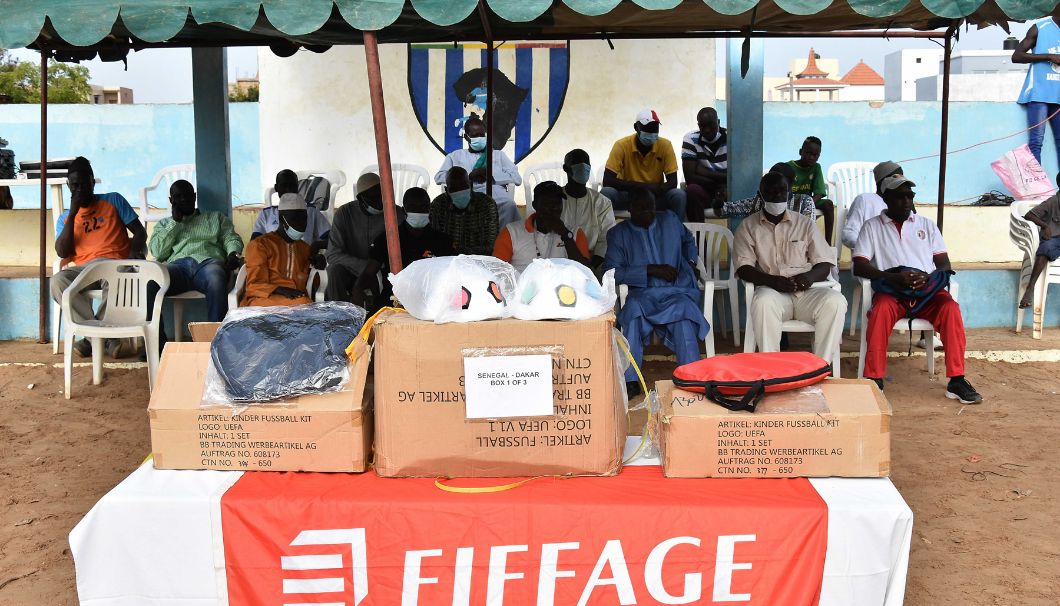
xmin=682 ymin=107 xmax=728 ymax=222
xmin=433 ymin=114 xmax=522 ymax=227
xmin=788 ymin=136 xmax=835 ymax=243
xmin=349 ymin=187 xmax=456 ymax=312
xmin=242 ymin=194 xmax=324 ymax=307
xmin=52 ymin=156 xmax=148 ymax=358
xmin=604 ymin=187 xmax=707 ymax=397
xmin=148 ymin=180 xmax=243 ymax=323
xmin=430 ymin=166 xmax=499 ymax=256
xmin=561 ymin=149 xmax=616 ymax=271
xmin=715 ymin=162 xmax=815 ymax=219
xmin=252 ymin=169 xmax=330 ymax=254
xmin=601 ymin=109 xmax=687 ymax=221
xmin=1021 ymin=172 xmax=1060 ymax=309
xmin=840 ymin=161 xmax=903 ymax=253
xmin=853 ymin=175 xmax=983 ymax=403
xmin=325 ymin=173 xmax=405 ymax=301
xmin=493 ymin=181 xmax=591 ymax=273
xmin=734 ymin=172 xmax=846 ymax=362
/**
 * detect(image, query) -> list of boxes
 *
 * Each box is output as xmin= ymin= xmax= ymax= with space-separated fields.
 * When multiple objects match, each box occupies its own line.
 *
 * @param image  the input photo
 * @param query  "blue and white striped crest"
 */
xmin=408 ymin=42 xmax=570 ymax=163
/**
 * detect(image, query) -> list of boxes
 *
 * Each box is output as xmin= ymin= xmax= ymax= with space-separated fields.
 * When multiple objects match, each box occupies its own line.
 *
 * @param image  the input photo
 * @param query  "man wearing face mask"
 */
xmin=241 ymin=193 xmax=323 ymax=307
xmin=493 ymin=181 xmax=590 ymax=273
xmin=325 ymin=173 xmax=405 ymax=302
xmin=734 ymin=172 xmax=846 ymax=362
xmin=601 ymin=109 xmax=686 ymax=221
xmin=148 ymin=180 xmax=243 ymax=323
xmin=252 ymin=169 xmax=331 ymax=256
xmin=561 ymin=149 xmax=615 ymax=272
xmin=682 ymin=107 xmax=728 ymax=223
xmin=349 ymin=187 xmax=455 ymax=313
xmin=433 ymin=114 xmax=522 ymax=227
xmin=430 ymin=166 xmax=499 ymax=256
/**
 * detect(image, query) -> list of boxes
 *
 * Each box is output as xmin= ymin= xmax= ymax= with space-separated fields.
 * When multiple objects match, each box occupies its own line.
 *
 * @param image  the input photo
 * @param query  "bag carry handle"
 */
xmin=703 ymin=380 xmax=766 ymax=413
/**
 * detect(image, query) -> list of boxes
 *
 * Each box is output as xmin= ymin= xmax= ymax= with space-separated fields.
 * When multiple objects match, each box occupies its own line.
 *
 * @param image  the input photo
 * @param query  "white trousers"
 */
xmin=750 ymin=286 xmax=847 ymax=360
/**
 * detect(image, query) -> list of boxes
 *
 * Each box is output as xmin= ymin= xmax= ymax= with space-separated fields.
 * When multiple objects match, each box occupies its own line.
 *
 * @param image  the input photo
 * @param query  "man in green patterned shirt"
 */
xmin=148 ymin=180 xmax=244 ymax=323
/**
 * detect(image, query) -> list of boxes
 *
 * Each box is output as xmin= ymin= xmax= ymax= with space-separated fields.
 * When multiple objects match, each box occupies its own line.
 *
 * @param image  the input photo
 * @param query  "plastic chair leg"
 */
xmin=144 ymin=330 xmax=159 ymax=393
xmin=173 ymin=299 xmax=185 ymax=343
xmin=857 ymin=326 xmax=868 ymax=379
xmin=729 ymin=288 xmax=741 ymax=348
xmin=91 ymin=336 xmax=104 ymax=385
xmin=717 ymin=296 xmax=729 ymax=340
xmin=64 ymin=331 xmax=74 ymax=399
xmin=52 ymin=301 xmax=62 ymax=355
xmin=849 ymin=283 xmax=861 ymax=337
xmin=832 ymin=344 xmax=841 ymax=379
xmin=925 ymin=330 xmax=935 ymax=375
xmin=1033 ymin=278 xmax=1047 ymax=339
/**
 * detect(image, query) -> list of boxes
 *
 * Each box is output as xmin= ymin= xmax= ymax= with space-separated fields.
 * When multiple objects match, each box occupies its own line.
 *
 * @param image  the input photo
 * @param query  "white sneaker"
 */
xmin=916 ymin=334 xmax=944 ymax=350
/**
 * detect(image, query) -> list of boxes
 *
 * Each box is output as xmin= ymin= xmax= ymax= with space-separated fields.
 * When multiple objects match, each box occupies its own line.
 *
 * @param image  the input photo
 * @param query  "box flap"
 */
xmin=657 ymin=378 xmax=889 ymax=419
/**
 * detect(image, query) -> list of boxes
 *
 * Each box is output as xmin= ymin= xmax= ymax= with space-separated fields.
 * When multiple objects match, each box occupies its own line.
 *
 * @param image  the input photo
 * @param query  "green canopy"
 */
xmin=2 ymin=0 xmax=1057 ymax=51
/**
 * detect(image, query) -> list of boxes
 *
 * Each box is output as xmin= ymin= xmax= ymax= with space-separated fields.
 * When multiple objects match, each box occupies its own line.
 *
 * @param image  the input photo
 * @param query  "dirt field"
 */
xmin=2 ymin=329 xmax=1059 ymax=605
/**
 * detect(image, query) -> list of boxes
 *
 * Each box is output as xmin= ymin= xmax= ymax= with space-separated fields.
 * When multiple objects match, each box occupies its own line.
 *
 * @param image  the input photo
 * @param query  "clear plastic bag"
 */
xmin=201 ymin=302 xmax=367 ymax=408
xmin=512 ymin=258 xmax=617 ymax=321
xmin=390 ymin=254 xmax=518 ymax=324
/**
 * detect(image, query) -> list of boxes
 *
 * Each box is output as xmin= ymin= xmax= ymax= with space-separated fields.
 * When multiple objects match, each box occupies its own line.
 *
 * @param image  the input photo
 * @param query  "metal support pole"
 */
xmin=937 ymin=24 xmax=955 ymax=233
xmin=363 ymin=31 xmax=403 ymax=274
xmin=39 ymin=49 xmax=48 ymax=344
xmin=486 ymin=39 xmax=494 ymax=193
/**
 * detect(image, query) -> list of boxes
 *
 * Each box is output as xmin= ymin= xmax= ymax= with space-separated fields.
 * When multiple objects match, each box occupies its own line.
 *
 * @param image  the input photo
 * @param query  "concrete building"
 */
xmin=838 ymin=60 xmax=885 ymax=101
xmin=90 ymin=85 xmax=133 ymax=104
xmin=229 ymin=76 xmax=259 ymax=97
xmin=915 ymin=50 xmax=1029 ymax=101
xmin=774 ymin=48 xmax=847 ymax=102
xmin=948 ymin=50 xmax=1027 ymax=75
xmin=884 ymin=48 xmax=943 ymax=101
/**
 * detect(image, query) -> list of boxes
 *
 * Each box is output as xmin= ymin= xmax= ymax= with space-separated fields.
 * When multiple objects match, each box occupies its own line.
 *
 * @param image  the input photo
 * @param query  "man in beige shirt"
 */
xmin=734 ymin=172 xmax=846 ymax=360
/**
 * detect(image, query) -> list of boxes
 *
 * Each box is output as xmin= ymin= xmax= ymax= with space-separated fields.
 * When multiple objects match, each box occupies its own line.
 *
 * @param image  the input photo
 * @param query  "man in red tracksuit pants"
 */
xmin=852 ymin=175 xmax=983 ymax=404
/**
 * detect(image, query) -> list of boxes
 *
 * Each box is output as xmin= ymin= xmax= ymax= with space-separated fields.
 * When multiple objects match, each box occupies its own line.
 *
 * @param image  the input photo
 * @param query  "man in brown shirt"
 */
xmin=733 ymin=172 xmax=846 ymax=360
xmin=1020 ymin=177 xmax=1060 ymax=309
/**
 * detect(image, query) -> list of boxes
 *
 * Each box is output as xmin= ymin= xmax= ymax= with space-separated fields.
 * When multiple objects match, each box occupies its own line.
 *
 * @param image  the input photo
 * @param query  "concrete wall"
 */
xmin=839 ymin=85 xmax=885 ymax=102
xmin=915 ymin=73 xmax=1024 ymax=102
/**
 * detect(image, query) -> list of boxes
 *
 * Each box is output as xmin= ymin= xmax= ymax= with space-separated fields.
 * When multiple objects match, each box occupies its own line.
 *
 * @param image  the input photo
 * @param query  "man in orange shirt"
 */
xmin=241 ymin=193 xmax=325 ymax=307
xmin=493 ymin=181 xmax=590 ymax=273
xmin=51 ymin=156 xmax=148 ymax=357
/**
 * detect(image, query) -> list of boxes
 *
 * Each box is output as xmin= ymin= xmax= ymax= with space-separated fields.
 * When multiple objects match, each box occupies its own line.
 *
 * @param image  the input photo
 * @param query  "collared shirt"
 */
xmin=149 ymin=209 xmax=244 ymax=264
xmin=722 ymin=193 xmax=816 ymax=220
xmin=734 ymin=209 xmax=836 ymax=278
xmin=56 ymin=192 xmax=137 ymax=265
xmin=493 ymin=214 xmax=589 ymax=273
xmin=560 ymin=187 xmax=616 ymax=258
xmin=434 ymin=148 xmax=522 ymax=204
xmin=429 ymin=191 xmax=499 ymax=256
xmin=853 ymin=210 xmax=947 ymax=273
xmin=1027 ymin=194 xmax=1060 ymax=233
xmin=605 ymin=133 xmax=679 ymax=184
xmin=681 ymin=128 xmax=728 ymax=172
xmin=841 ymin=192 xmax=887 ymax=251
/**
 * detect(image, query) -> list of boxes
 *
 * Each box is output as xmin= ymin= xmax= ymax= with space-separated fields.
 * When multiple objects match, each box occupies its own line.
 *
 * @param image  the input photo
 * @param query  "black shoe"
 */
xmin=870 ymin=378 xmax=884 ymax=391
xmin=626 ymin=380 xmax=643 ymax=398
xmin=946 ymin=377 xmax=983 ymax=404
xmin=104 ymin=338 xmax=127 ymax=359
xmin=780 ymin=333 xmax=790 ymax=351
xmin=72 ymin=338 xmax=91 ymax=358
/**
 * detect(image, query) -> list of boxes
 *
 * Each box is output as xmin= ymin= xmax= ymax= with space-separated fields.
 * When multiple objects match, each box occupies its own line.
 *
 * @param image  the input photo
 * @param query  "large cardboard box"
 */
xmin=654 ymin=379 xmax=891 ymax=478
xmin=373 ymin=311 xmax=626 ymax=478
xmin=149 ymin=337 xmax=373 ymax=472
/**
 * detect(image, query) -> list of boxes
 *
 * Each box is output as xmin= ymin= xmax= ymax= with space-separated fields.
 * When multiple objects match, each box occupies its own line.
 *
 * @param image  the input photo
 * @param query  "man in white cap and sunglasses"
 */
xmin=241 ymin=192 xmax=324 ymax=307
xmin=601 ymin=109 xmax=687 ymax=221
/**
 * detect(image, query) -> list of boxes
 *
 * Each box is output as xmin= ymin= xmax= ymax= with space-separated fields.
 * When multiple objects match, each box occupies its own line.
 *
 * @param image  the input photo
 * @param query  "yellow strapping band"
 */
xmin=615 ymin=337 xmax=650 ymax=465
xmin=347 ymin=307 xmax=406 ymax=358
xmin=434 ymin=475 xmax=559 ymax=493
xmin=141 ymin=453 xmax=154 ymax=466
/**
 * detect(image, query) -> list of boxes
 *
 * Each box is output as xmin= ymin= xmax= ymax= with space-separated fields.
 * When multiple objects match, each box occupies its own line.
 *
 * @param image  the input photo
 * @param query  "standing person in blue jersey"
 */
xmin=682 ymin=107 xmax=728 ymax=222
xmin=433 ymin=114 xmax=522 ymax=227
xmin=1014 ymin=17 xmax=1060 ymax=165
xmin=604 ymin=187 xmax=707 ymax=397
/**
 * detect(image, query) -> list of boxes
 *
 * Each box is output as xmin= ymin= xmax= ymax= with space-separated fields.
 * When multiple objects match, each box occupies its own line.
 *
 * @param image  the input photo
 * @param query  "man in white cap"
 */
xmin=325 ymin=172 xmax=405 ymax=301
xmin=601 ymin=109 xmax=686 ymax=221
xmin=252 ymin=169 xmax=331 ymax=254
xmin=241 ymin=193 xmax=323 ymax=307
xmin=840 ymin=161 xmax=903 ymax=252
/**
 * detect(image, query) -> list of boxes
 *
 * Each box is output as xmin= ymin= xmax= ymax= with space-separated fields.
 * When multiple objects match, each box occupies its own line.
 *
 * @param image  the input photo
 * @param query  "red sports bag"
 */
xmin=672 ymin=352 xmax=832 ymax=412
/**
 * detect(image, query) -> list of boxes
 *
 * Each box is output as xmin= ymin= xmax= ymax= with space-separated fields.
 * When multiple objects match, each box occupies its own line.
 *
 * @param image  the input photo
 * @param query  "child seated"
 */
xmin=788 ymin=136 xmax=835 ymax=244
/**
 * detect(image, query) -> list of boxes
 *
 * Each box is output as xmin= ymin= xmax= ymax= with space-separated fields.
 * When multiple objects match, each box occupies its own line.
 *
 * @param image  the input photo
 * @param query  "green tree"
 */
xmin=229 ymin=84 xmax=259 ymax=103
xmin=0 ymin=51 xmax=91 ymax=103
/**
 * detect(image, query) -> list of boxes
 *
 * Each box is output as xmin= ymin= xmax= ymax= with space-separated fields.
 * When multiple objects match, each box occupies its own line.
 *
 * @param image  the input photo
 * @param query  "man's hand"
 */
xmin=536 ymin=214 xmax=565 ymax=235
xmin=647 ymin=264 xmax=679 ymax=282
xmin=172 ymin=206 xmax=185 ymax=223
xmin=468 ymin=167 xmax=488 ymax=183
xmin=311 ymin=254 xmax=327 ymax=270
xmin=224 ymin=252 xmax=241 ymax=272
xmin=590 ymin=254 xmax=605 ymax=269
xmin=1049 ymin=55 xmax=1060 ymax=65
xmin=349 ymin=288 xmax=367 ymax=307
xmin=767 ymin=274 xmax=798 ymax=293
xmin=273 ymin=286 xmax=304 ymax=300
xmin=894 ymin=269 xmax=929 ymax=291
xmin=792 ymin=272 xmax=815 ymax=291
xmin=128 ymin=247 xmax=147 ymax=260
xmin=1042 ymin=225 xmax=1053 ymax=241
xmin=688 ymin=259 xmax=702 ymax=282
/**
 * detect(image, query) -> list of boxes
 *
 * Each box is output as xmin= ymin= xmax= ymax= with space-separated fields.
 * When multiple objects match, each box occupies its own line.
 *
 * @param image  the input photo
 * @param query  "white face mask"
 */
xmin=763 ymin=201 xmax=788 ymax=216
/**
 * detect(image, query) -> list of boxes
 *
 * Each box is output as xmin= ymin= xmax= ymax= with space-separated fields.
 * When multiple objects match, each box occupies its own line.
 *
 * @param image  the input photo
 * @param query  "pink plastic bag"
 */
xmin=992 ymin=144 xmax=1053 ymax=199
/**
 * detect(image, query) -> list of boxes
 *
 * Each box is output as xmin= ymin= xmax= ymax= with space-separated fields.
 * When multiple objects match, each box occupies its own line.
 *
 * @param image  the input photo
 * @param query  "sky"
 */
xmin=5 ymin=22 xmax=1037 ymax=102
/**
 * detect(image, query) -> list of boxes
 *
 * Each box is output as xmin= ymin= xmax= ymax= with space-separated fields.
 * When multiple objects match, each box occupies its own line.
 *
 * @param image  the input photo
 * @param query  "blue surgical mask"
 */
xmin=638 ymin=131 xmax=658 ymax=146
xmin=450 ymin=189 xmax=472 ymax=209
xmin=360 ymin=196 xmax=383 ymax=216
xmin=468 ymin=137 xmax=487 ymax=152
xmin=282 ymin=217 xmax=305 ymax=241
xmin=406 ymin=212 xmax=431 ymax=229
xmin=571 ymin=163 xmax=592 ymax=185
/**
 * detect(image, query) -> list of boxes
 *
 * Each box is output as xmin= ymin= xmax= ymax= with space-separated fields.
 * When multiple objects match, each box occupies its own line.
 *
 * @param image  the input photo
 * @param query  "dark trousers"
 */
xmin=325 ymin=264 xmax=359 ymax=302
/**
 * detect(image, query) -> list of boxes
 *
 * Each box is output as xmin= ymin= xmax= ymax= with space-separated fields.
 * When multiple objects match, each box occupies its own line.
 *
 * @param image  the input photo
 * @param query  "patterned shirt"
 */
xmin=681 ymin=128 xmax=728 ymax=172
xmin=56 ymin=192 xmax=137 ymax=265
xmin=721 ymin=193 xmax=816 ymax=220
xmin=429 ymin=191 xmax=499 ymax=256
xmin=148 ymin=209 xmax=244 ymax=264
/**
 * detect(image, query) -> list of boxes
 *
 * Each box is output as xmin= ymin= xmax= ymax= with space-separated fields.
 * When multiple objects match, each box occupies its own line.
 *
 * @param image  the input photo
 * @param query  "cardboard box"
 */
xmin=149 ymin=336 xmax=374 ymax=473
xmin=654 ymin=379 xmax=891 ymax=478
xmin=188 ymin=322 xmax=221 ymax=343
xmin=372 ymin=311 xmax=626 ymax=478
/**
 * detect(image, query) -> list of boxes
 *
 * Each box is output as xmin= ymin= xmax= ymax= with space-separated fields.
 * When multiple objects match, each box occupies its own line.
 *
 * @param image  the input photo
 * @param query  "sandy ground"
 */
xmin=2 ymin=329 xmax=1060 ymax=605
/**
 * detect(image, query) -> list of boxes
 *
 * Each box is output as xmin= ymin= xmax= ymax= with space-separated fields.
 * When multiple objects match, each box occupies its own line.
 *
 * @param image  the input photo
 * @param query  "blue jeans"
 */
xmin=1026 ymin=101 xmax=1060 ymax=165
xmin=165 ymin=257 xmax=231 ymax=322
xmin=601 ymin=186 xmax=688 ymax=222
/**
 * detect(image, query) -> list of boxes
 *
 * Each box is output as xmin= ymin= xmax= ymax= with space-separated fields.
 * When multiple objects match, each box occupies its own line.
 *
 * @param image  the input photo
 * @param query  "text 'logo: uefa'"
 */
xmin=408 ymin=42 xmax=570 ymax=162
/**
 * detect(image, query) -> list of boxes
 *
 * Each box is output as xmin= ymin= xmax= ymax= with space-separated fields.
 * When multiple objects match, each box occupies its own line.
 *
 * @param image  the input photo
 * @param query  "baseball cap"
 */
xmin=636 ymin=109 xmax=661 ymax=125
xmin=533 ymin=181 xmax=567 ymax=202
xmin=879 ymin=175 xmax=916 ymax=192
xmin=278 ymin=193 xmax=306 ymax=211
xmin=357 ymin=172 xmax=381 ymax=193
xmin=873 ymin=161 xmax=902 ymax=185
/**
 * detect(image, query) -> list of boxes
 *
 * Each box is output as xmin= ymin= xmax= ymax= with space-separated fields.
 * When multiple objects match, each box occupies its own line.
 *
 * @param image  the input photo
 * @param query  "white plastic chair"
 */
xmin=826 ymin=162 xmax=876 ymax=337
xmin=227 ymin=264 xmax=247 ymax=310
xmin=356 ymin=164 xmax=430 ymax=206
xmin=138 ymin=165 xmax=196 ymax=223
xmin=62 ymin=260 xmax=169 ymax=398
xmin=685 ymin=223 xmax=740 ymax=347
xmin=52 ymin=258 xmax=103 ymax=354
xmin=1010 ymin=199 xmax=1060 ymax=338
xmin=596 ymin=166 xmax=632 ymax=220
xmin=743 ymin=280 xmax=843 ymax=378
xmin=262 ymin=169 xmax=347 ymax=222
xmin=522 ymin=162 xmax=567 ymax=208
xmin=227 ymin=265 xmax=326 ymax=309
xmin=856 ymin=277 xmax=959 ymax=378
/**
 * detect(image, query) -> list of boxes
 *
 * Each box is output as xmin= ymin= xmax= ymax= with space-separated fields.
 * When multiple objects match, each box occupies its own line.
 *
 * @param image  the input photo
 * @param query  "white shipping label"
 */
xmin=463 ymin=354 xmax=554 ymax=419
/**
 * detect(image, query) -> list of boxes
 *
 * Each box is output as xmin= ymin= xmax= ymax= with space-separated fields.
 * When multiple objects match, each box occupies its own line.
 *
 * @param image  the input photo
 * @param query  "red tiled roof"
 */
xmin=840 ymin=60 xmax=884 ymax=85
xmin=797 ymin=47 xmax=829 ymax=77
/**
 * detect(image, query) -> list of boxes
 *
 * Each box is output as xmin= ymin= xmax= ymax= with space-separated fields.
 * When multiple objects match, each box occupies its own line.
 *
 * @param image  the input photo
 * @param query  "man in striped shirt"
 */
xmin=682 ymin=107 xmax=728 ymax=222
xmin=148 ymin=180 xmax=244 ymax=322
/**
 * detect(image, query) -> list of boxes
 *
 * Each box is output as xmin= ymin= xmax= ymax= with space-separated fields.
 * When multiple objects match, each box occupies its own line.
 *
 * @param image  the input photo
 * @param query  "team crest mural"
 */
xmin=407 ymin=42 xmax=570 ymax=163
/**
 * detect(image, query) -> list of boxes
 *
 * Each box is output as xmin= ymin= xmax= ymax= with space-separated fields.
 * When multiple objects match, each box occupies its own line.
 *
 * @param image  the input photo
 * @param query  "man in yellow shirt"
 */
xmin=601 ymin=109 xmax=687 ymax=221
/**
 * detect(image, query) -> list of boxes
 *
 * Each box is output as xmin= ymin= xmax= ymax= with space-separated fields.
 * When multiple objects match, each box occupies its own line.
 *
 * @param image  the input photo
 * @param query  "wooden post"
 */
xmin=39 ymin=49 xmax=48 ymax=344
xmin=937 ymin=24 xmax=955 ymax=233
xmin=486 ymin=39 xmax=494 ymax=193
xmin=363 ymin=31 xmax=403 ymax=273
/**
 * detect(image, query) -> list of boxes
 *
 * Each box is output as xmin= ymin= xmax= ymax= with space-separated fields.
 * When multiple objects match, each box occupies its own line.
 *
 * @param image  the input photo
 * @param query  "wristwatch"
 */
xmin=564 ymin=231 xmax=574 ymax=241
